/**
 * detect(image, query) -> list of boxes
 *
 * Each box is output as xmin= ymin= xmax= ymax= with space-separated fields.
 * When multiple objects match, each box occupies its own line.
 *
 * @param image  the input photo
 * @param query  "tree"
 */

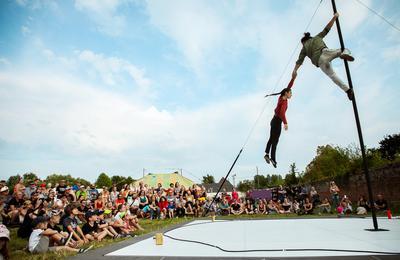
xmin=110 ymin=175 xmax=135 ymax=190
xmin=253 ymin=175 xmax=268 ymax=189
xmin=284 ymin=163 xmax=299 ymax=186
xmin=303 ymin=145 xmax=352 ymax=183
xmin=202 ymin=174 xmax=215 ymax=184
xmin=45 ymin=174 xmax=90 ymax=187
xmin=96 ymin=173 xmax=112 ymax=188
xmin=23 ymin=172 xmax=39 ymax=185
xmin=6 ymin=175 xmax=21 ymax=192
xmin=237 ymin=180 xmax=253 ymax=192
xmin=379 ymin=133 xmax=400 ymax=161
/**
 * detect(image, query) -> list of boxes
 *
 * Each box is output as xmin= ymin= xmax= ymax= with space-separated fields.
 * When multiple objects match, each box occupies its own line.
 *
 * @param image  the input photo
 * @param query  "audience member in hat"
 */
xmin=0 ymin=224 xmax=10 ymax=260
xmin=29 ymin=216 xmax=92 ymax=254
xmin=96 ymin=210 xmax=119 ymax=238
xmin=62 ymin=205 xmax=88 ymax=245
xmin=82 ymin=211 xmax=112 ymax=242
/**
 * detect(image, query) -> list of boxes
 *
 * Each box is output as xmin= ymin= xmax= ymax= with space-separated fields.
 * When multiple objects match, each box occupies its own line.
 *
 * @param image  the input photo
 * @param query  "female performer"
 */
xmin=264 ymin=77 xmax=295 ymax=168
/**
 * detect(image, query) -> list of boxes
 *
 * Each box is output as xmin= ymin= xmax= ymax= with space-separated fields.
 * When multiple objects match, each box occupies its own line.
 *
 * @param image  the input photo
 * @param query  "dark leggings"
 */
xmin=265 ymin=116 xmax=282 ymax=161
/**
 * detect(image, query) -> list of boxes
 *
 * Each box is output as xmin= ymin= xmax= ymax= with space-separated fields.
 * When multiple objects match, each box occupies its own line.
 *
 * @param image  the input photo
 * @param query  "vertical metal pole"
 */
xmin=331 ymin=0 xmax=378 ymax=230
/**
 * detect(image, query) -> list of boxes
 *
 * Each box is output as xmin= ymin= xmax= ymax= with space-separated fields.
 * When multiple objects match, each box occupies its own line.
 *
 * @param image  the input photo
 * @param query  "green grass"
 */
xmin=9 ymin=213 xmax=392 ymax=260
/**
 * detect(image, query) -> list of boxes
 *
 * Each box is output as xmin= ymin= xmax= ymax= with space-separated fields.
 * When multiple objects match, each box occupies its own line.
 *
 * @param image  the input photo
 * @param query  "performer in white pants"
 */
xmin=292 ymin=12 xmax=355 ymax=100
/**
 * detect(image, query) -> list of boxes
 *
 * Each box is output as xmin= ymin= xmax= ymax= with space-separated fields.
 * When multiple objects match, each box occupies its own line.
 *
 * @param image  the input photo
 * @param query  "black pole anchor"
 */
xmin=203 ymin=148 xmax=243 ymax=217
xmin=331 ymin=0 xmax=387 ymax=231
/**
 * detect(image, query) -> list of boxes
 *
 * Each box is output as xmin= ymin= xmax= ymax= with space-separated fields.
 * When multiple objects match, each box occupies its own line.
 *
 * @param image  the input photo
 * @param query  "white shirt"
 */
xmin=29 ymin=229 xmax=43 ymax=252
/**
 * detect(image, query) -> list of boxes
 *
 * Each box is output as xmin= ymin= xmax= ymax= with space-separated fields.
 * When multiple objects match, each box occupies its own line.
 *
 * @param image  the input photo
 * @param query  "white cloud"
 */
xmin=77 ymin=50 xmax=151 ymax=91
xmin=74 ymin=0 xmax=128 ymax=36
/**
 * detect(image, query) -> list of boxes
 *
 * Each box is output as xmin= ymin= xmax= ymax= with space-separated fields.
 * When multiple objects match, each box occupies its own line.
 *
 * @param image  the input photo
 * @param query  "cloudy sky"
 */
xmin=0 ymin=0 xmax=399 ymax=183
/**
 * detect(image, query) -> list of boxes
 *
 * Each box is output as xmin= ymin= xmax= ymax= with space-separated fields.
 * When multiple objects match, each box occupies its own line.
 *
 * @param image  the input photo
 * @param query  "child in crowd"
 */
xmin=29 ymin=216 xmax=92 ymax=254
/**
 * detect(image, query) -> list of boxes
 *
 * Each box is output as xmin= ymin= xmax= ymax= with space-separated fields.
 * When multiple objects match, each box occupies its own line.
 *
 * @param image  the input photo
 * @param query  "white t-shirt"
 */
xmin=29 ymin=229 xmax=43 ymax=252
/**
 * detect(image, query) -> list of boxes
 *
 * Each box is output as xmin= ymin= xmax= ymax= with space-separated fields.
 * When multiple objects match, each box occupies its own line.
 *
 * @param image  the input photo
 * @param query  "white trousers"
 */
xmin=318 ymin=48 xmax=349 ymax=92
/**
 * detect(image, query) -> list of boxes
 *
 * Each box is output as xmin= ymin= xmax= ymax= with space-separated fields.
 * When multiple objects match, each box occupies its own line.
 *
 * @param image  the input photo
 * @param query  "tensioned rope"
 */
xmin=354 ymin=0 xmax=400 ymax=33
xmin=204 ymin=0 xmax=324 ymax=216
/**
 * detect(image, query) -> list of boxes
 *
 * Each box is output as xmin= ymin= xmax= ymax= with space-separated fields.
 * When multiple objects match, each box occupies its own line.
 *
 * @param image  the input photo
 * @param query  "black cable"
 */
xmin=163 ymin=233 xmax=400 ymax=255
xmin=354 ymin=0 xmax=400 ymax=33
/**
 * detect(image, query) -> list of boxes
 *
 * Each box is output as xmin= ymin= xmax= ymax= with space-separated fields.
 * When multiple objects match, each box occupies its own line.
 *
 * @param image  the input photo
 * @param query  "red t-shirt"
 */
xmin=274 ymin=78 xmax=295 ymax=125
xmin=158 ymin=201 xmax=168 ymax=210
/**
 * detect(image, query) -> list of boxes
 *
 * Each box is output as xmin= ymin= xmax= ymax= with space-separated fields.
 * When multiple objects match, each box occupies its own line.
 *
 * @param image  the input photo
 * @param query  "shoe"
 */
xmin=346 ymin=88 xmax=354 ymax=101
xmin=271 ymin=159 xmax=277 ymax=168
xmin=340 ymin=49 xmax=354 ymax=62
xmin=78 ymin=245 xmax=93 ymax=254
xmin=264 ymin=154 xmax=271 ymax=164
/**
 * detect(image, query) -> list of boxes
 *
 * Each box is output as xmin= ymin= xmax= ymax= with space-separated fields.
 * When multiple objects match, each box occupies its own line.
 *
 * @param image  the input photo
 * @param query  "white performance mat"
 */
xmin=107 ymin=218 xmax=400 ymax=258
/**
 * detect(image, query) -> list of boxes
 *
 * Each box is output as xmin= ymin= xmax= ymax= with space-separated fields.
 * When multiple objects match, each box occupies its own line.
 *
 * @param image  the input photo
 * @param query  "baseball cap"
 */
xmin=48 ymin=209 xmax=61 ymax=218
xmin=95 ymin=210 xmax=104 ymax=216
xmin=0 ymin=186 xmax=8 ymax=192
xmin=104 ymin=209 xmax=112 ymax=215
xmin=0 ymin=224 xmax=10 ymax=240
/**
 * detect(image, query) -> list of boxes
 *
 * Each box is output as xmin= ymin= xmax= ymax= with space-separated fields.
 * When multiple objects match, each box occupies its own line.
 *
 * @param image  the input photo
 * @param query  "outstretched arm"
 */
xmin=287 ymin=74 xmax=296 ymax=89
xmin=326 ymin=13 xmax=339 ymax=30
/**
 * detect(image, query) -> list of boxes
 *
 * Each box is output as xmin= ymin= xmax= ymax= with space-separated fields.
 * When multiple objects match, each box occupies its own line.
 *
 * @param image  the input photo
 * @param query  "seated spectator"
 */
xmin=167 ymin=201 xmax=175 ymax=218
xmin=0 ymin=224 xmax=10 ymax=260
xmin=341 ymin=195 xmax=353 ymax=214
xmin=230 ymin=200 xmax=243 ymax=215
xmin=96 ymin=210 xmax=119 ymax=238
xmin=47 ymin=210 xmax=75 ymax=247
xmin=82 ymin=211 xmax=112 ymax=242
xmin=281 ymin=198 xmax=292 ymax=214
xmin=316 ymin=198 xmax=331 ymax=214
xmin=218 ymin=197 xmax=230 ymax=216
xmin=94 ymin=195 xmax=104 ymax=210
xmin=149 ymin=200 xmax=160 ymax=220
xmin=303 ymin=198 xmax=313 ymax=215
xmin=266 ymin=200 xmax=278 ymax=214
xmin=158 ymin=196 xmax=168 ymax=219
xmin=63 ymin=205 xmax=88 ymax=245
xmin=29 ymin=216 xmax=92 ymax=254
xmin=257 ymin=199 xmax=267 ymax=214
xmin=375 ymin=194 xmax=388 ymax=212
xmin=17 ymin=207 xmax=35 ymax=238
xmin=244 ymin=200 xmax=254 ymax=215
xmin=6 ymin=191 xmax=24 ymax=224
xmin=176 ymin=202 xmax=185 ymax=218
xmin=356 ymin=195 xmax=369 ymax=215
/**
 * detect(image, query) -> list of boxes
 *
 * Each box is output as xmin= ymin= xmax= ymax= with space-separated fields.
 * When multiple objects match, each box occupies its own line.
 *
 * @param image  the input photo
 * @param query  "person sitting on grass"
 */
xmin=158 ymin=196 xmax=168 ymax=219
xmin=356 ymin=195 xmax=369 ymax=215
xmin=244 ymin=199 xmax=254 ymax=215
xmin=62 ymin=205 xmax=89 ymax=245
xmin=230 ymin=200 xmax=243 ymax=216
xmin=375 ymin=194 xmax=388 ymax=213
xmin=267 ymin=200 xmax=278 ymax=214
xmin=29 ymin=216 xmax=92 ymax=254
xmin=0 ymin=224 xmax=10 ymax=260
xmin=218 ymin=197 xmax=230 ymax=216
xmin=303 ymin=198 xmax=313 ymax=215
xmin=257 ymin=199 xmax=267 ymax=214
xmin=47 ymin=209 xmax=77 ymax=248
xmin=82 ymin=211 xmax=113 ymax=242
xmin=149 ymin=199 xmax=160 ymax=220
xmin=316 ymin=198 xmax=331 ymax=214
xmin=167 ymin=200 xmax=175 ymax=219
xmin=175 ymin=202 xmax=186 ymax=218
xmin=96 ymin=210 xmax=120 ymax=238
xmin=281 ymin=198 xmax=292 ymax=214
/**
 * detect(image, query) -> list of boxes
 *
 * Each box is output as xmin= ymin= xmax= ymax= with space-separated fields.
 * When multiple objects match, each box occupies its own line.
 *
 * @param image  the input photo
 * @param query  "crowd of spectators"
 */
xmin=0 ymin=177 xmax=392 ymax=259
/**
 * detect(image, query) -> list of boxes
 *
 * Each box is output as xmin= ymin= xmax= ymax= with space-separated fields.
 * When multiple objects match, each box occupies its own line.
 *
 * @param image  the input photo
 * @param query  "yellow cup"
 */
xmin=155 ymin=233 xmax=163 ymax=245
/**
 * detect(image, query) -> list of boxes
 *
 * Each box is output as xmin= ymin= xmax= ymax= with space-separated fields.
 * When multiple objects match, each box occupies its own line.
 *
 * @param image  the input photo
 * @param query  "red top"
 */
xmin=274 ymin=78 xmax=295 ymax=125
xmin=158 ymin=201 xmax=168 ymax=210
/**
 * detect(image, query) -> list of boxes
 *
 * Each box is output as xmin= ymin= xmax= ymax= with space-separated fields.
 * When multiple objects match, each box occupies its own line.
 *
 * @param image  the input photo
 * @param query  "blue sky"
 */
xmin=0 ymin=0 xmax=399 ymax=184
